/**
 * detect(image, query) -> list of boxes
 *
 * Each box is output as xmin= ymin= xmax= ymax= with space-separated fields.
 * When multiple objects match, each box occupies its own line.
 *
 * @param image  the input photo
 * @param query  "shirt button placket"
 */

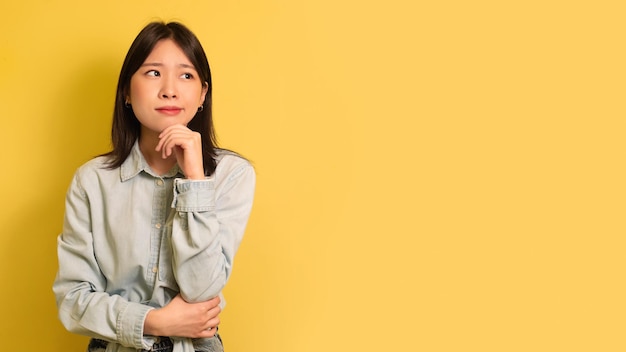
xmin=149 ymin=177 xmax=167 ymax=284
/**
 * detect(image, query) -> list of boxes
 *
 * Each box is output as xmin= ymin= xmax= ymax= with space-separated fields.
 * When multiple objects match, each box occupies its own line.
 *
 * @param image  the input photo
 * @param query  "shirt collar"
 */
xmin=120 ymin=140 xmax=184 ymax=181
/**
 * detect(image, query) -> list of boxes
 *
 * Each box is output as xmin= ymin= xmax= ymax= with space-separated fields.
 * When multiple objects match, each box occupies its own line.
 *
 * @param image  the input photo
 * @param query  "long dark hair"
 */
xmin=103 ymin=21 xmax=218 ymax=175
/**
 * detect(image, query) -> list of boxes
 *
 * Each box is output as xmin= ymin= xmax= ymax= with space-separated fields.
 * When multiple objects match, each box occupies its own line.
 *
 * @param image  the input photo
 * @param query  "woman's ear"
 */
xmin=123 ymin=87 xmax=131 ymax=105
xmin=200 ymin=82 xmax=209 ymax=104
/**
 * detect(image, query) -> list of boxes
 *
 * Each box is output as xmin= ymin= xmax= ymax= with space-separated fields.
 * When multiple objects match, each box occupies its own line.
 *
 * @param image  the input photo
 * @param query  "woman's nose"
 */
xmin=159 ymin=77 xmax=178 ymax=98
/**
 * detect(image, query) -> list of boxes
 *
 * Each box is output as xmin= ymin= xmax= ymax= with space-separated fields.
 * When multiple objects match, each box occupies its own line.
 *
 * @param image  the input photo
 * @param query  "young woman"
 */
xmin=53 ymin=21 xmax=255 ymax=352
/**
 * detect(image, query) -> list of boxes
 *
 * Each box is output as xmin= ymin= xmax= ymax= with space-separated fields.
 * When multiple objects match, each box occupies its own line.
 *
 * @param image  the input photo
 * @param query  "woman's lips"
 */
xmin=155 ymin=106 xmax=183 ymax=115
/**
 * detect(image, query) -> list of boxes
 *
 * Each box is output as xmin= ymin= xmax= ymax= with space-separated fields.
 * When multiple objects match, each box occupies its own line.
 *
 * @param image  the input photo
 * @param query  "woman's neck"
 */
xmin=138 ymin=133 xmax=177 ymax=176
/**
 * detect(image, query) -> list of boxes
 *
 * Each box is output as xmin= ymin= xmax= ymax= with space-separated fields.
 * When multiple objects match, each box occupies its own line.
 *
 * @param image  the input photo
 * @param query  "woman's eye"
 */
xmin=181 ymin=73 xmax=193 ymax=79
xmin=146 ymin=70 xmax=160 ymax=77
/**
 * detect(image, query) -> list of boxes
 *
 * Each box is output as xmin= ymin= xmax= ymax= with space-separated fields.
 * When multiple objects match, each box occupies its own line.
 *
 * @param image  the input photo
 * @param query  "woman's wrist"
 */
xmin=143 ymin=308 xmax=163 ymax=336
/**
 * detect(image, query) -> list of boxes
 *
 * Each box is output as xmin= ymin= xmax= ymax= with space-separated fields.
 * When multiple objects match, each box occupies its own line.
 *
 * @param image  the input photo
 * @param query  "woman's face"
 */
xmin=128 ymin=39 xmax=208 ymax=136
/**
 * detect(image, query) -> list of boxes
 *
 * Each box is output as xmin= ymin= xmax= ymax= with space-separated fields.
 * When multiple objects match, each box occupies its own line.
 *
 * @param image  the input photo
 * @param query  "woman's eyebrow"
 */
xmin=140 ymin=62 xmax=196 ymax=70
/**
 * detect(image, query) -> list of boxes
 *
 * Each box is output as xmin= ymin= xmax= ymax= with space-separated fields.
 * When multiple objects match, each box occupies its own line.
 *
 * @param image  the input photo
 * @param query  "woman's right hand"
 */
xmin=144 ymin=294 xmax=221 ymax=338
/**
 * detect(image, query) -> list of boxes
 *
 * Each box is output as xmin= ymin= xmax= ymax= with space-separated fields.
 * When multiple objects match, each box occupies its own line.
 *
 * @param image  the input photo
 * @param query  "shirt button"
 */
xmin=155 ymin=223 xmax=162 ymax=229
xmin=156 ymin=179 xmax=164 ymax=186
xmin=152 ymin=267 xmax=158 ymax=273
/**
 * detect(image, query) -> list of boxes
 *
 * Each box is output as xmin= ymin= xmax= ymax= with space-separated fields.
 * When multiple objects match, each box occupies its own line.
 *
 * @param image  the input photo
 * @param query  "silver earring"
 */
xmin=125 ymin=100 xmax=131 ymax=108
xmin=198 ymin=105 xmax=204 ymax=112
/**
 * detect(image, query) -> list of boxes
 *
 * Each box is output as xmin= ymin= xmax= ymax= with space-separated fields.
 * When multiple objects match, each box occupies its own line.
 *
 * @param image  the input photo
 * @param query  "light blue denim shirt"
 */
xmin=53 ymin=142 xmax=255 ymax=352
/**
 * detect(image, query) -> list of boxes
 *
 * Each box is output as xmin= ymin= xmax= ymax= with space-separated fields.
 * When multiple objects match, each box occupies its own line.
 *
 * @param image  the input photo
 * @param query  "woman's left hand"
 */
xmin=156 ymin=124 xmax=205 ymax=180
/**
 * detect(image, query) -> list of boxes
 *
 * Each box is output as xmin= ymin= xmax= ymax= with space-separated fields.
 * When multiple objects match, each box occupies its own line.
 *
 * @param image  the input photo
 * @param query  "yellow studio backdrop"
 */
xmin=1 ymin=0 xmax=626 ymax=351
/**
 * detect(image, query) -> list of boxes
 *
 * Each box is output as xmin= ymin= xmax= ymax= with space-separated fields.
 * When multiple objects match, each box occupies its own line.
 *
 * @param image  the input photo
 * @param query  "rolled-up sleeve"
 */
xmin=170 ymin=159 xmax=255 ymax=303
xmin=53 ymin=170 xmax=156 ymax=350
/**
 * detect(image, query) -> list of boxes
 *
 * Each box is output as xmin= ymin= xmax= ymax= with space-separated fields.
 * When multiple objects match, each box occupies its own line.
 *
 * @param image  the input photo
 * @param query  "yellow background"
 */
xmin=1 ymin=0 xmax=625 ymax=351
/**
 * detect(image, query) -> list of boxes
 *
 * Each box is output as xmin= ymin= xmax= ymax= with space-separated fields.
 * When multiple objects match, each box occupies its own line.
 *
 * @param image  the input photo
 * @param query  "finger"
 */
xmin=160 ymin=131 xmax=195 ymax=151
xmin=206 ymin=296 xmax=221 ymax=308
xmin=158 ymin=124 xmax=189 ymax=138
xmin=156 ymin=124 xmax=192 ymax=152
xmin=202 ymin=316 xmax=220 ymax=332
xmin=196 ymin=327 xmax=217 ymax=338
xmin=156 ymin=125 xmax=178 ymax=152
xmin=159 ymin=133 xmax=185 ymax=158
xmin=206 ymin=305 xmax=221 ymax=320
xmin=164 ymin=136 xmax=200 ymax=160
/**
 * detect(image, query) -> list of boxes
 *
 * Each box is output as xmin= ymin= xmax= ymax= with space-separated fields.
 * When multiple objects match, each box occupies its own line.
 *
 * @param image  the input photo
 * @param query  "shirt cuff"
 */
xmin=172 ymin=178 xmax=215 ymax=212
xmin=116 ymin=301 xmax=155 ymax=349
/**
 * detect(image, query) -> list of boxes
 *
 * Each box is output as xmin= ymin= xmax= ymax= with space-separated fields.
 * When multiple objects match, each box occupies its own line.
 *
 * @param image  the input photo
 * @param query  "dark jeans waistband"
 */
xmin=88 ymin=335 xmax=222 ymax=352
xmin=88 ymin=337 xmax=173 ymax=352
